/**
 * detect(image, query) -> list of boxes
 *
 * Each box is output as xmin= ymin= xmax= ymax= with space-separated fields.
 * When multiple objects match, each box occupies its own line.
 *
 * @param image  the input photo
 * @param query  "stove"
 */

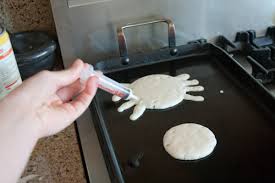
xmin=216 ymin=26 xmax=275 ymax=97
xmin=79 ymin=18 xmax=275 ymax=183
xmin=50 ymin=1 xmax=275 ymax=182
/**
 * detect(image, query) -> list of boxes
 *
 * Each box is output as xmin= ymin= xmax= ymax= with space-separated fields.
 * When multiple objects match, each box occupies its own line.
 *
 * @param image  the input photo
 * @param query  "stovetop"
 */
xmin=75 ymin=27 xmax=275 ymax=183
xmin=89 ymin=42 xmax=275 ymax=183
xmin=216 ymin=26 xmax=275 ymax=97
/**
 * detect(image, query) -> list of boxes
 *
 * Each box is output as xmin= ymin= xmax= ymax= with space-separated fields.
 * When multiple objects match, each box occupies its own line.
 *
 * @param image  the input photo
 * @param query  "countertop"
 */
xmin=0 ymin=1 xmax=88 ymax=182
xmin=18 ymin=58 xmax=87 ymax=183
xmin=0 ymin=0 xmax=56 ymax=34
xmin=20 ymin=125 xmax=87 ymax=183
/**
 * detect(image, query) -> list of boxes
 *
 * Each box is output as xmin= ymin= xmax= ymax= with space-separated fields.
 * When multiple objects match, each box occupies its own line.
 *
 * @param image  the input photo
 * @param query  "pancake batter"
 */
xmin=163 ymin=123 xmax=217 ymax=160
xmin=112 ymin=74 xmax=204 ymax=120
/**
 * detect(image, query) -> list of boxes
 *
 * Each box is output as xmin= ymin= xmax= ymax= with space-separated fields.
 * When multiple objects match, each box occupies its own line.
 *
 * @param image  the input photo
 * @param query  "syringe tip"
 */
xmin=129 ymin=93 xmax=139 ymax=101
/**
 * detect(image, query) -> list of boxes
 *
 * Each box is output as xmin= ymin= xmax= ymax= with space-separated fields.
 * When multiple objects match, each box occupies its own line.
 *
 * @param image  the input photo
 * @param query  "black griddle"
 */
xmin=88 ymin=17 xmax=275 ymax=183
xmin=90 ymin=42 xmax=275 ymax=183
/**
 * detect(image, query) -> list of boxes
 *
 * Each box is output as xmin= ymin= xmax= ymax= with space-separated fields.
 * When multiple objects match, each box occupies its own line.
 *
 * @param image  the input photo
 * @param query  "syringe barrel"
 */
xmin=95 ymin=72 xmax=131 ymax=99
xmin=80 ymin=64 xmax=134 ymax=100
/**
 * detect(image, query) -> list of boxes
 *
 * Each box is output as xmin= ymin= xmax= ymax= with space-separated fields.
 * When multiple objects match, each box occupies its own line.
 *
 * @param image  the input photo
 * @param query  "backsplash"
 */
xmin=0 ymin=0 xmax=55 ymax=34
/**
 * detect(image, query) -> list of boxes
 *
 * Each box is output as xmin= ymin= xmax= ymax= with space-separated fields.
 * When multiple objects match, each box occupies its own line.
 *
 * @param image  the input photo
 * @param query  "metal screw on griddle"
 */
xmin=128 ymin=152 xmax=144 ymax=168
xmin=122 ymin=57 xmax=130 ymax=65
xmin=170 ymin=48 xmax=178 ymax=56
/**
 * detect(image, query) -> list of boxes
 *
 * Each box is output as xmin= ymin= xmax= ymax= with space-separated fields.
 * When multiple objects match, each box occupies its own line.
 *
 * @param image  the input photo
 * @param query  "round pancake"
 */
xmin=163 ymin=123 xmax=217 ymax=160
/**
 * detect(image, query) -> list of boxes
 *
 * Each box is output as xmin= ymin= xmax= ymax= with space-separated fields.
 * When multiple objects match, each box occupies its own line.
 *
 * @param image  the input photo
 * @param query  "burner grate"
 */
xmin=216 ymin=26 xmax=275 ymax=84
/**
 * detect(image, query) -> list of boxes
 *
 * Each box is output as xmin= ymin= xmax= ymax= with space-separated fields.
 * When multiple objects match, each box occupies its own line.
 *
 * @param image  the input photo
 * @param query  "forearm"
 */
xmin=0 ymin=100 xmax=39 ymax=183
xmin=0 ymin=60 xmax=97 ymax=183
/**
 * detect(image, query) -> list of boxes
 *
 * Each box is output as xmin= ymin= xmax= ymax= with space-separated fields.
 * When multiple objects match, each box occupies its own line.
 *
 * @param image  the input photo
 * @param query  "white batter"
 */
xmin=112 ymin=74 xmax=204 ymax=120
xmin=163 ymin=123 xmax=217 ymax=160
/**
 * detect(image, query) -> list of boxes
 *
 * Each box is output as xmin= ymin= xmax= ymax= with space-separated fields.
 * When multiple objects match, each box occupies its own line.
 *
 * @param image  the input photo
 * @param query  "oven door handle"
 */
xmin=117 ymin=18 xmax=178 ymax=65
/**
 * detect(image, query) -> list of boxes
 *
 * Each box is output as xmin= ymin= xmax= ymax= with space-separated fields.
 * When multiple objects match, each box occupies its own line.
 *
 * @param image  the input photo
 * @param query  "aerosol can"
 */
xmin=0 ymin=26 xmax=22 ymax=100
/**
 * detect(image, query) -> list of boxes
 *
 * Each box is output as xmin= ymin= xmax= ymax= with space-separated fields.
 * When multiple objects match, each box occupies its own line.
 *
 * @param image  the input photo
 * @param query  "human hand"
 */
xmin=0 ymin=59 xmax=98 ymax=139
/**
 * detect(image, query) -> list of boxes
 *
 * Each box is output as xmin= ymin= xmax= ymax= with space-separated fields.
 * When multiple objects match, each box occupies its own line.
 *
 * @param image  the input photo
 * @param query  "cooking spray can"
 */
xmin=0 ymin=26 xmax=22 ymax=100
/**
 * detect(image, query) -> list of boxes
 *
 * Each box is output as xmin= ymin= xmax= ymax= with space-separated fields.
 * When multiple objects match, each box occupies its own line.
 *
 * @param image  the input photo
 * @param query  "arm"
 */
xmin=0 ymin=60 xmax=97 ymax=183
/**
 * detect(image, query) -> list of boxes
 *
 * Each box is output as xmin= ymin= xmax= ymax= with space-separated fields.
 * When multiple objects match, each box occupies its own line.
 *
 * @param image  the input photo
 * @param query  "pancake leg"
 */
xmin=112 ymin=95 xmax=122 ymax=102
xmin=185 ymin=86 xmax=204 ymax=92
xmin=118 ymin=100 xmax=136 ymax=112
xmin=184 ymin=94 xmax=204 ymax=101
xmin=176 ymin=74 xmax=190 ymax=81
xmin=130 ymin=103 xmax=146 ymax=121
xmin=183 ymin=79 xmax=199 ymax=86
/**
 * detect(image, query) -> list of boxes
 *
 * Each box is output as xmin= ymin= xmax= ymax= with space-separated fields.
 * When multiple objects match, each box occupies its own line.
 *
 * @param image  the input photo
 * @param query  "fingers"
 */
xmin=177 ymin=74 xmax=190 ymax=81
xmin=117 ymin=100 xmax=136 ymax=112
xmin=184 ymin=94 xmax=204 ymax=101
xmin=69 ymin=77 xmax=98 ymax=115
xmin=53 ymin=59 xmax=84 ymax=88
xmin=39 ymin=77 xmax=98 ymax=138
xmin=56 ymin=79 xmax=83 ymax=102
xmin=185 ymin=86 xmax=204 ymax=92
xmin=59 ymin=77 xmax=98 ymax=122
xmin=183 ymin=79 xmax=199 ymax=86
xmin=130 ymin=102 xmax=146 ymax=121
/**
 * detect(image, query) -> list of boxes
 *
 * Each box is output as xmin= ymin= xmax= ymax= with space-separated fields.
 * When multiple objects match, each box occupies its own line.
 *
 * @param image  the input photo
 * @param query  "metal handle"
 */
xmin=117 ymin=18 xmax=177 ymax=64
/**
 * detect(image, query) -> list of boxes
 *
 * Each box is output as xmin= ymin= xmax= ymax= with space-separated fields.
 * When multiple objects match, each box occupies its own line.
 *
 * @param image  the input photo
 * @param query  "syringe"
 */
xmin=80 ymin=64 xmax=138 ymax=100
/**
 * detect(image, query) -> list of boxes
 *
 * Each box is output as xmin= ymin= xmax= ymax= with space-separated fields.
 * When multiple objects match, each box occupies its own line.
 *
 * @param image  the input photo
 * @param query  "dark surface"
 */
xmin=216 ymin=27 xmax=275 ymax=85
xmin=91 ymin=44 xmax=275 ymax=183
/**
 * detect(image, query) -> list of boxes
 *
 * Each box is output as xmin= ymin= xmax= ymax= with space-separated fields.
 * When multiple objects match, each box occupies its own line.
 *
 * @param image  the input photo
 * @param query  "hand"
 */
xmin=0 ymin=59 xmax=98 ymax=138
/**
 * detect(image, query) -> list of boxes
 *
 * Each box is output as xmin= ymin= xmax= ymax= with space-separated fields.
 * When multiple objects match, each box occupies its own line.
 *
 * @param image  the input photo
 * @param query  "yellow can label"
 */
xmin=0 ymin=31 xmax=9 ymax=45
xmin=0 ymin=30 xmax=22 ymax=100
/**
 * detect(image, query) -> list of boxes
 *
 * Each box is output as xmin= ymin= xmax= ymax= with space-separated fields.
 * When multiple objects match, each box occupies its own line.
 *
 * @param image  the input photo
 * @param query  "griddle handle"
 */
xmin=117 ymin=18 xmax=177 ymax=65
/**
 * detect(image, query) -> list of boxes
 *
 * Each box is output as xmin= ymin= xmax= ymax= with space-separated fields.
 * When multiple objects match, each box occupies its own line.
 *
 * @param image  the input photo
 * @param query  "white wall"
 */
xmin=52 ymin=0 xmax=275 ymax=64
xmin=154 ymin=0 xmax=275 ymax=44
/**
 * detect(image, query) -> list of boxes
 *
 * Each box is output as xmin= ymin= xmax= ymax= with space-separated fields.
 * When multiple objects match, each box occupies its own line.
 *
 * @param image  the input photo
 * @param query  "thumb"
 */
xmin=39 ymin=77 xmax=98 ymax=137
xmin=53 ymin=59 xmax=84 ymax=88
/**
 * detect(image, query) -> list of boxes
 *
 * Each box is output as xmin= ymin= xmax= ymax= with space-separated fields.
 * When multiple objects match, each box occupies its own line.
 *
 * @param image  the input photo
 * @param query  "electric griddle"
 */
xmin=89 ymin=19 xmax=275 ymax=183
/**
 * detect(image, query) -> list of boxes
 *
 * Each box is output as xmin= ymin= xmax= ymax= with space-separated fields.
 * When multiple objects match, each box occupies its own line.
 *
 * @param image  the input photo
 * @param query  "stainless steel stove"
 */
xmin=50 ymin=1 xmax=275 ymax=182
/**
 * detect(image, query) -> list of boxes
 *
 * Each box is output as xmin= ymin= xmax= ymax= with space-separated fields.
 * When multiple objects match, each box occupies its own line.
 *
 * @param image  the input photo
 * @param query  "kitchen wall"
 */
xmin=52 ymin=0 xmax=275 ymax=65
xmin=0 ymin=0 xmax=55 ymax=34
xmin=154 ymin=0 xmax=275 ymax=43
